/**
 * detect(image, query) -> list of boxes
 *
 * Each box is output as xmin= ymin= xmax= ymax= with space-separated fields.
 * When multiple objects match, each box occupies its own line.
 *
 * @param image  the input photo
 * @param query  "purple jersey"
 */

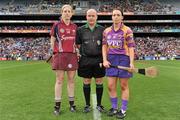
xmin=103 ymin=23 xmax=135 ymax=56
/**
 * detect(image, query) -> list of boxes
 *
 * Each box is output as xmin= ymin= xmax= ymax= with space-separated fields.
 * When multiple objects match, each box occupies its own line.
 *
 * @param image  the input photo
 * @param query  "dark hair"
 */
xmin=112 ymin=8 xmax=123 ymax=16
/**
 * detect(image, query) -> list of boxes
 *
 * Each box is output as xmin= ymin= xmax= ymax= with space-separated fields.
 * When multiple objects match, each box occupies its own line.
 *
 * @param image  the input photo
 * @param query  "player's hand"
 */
xmin=49 ymin=48 xmax=53 ymax=55
xmin=77 ymin=53 xmax=81 ymax=62
xmin=76 ymin=48 xmax=81 ymax=61
xmin=129 ymin=63 xmax=135 ymax=72
xmin=103 ymin=60 xmax=111 ymax=68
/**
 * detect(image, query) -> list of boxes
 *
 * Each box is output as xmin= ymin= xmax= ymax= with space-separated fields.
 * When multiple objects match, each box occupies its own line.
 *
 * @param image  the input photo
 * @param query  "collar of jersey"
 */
xmin=60 ymin=19 xmax=72 ymax=25
xmin=111 ymin=22 xmax=124 ymax=33
xmin=85 ymin=22 xmax=99 ymax=32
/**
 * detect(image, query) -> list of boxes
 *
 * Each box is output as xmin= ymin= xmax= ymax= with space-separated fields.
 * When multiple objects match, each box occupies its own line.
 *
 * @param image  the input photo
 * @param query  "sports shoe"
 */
xmin=53 ymin=106 xmax=60 ymax=116
xmin=107 ymin=108 xmax=118 ymax=116
xmin=70 ymin=105 xmax=76 ymax=112
xmin=96 ymin=105 xmax=105 ymax=112
xmin=116 ymin=110 xmax=126 ymax=119
xmin=83 ymin=105 xmax=91 ymax=113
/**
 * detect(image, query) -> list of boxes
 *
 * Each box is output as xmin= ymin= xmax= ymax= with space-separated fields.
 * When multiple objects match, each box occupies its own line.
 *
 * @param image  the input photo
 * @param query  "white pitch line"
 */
xmin=92 ymin=94 xmax=101 ymax=120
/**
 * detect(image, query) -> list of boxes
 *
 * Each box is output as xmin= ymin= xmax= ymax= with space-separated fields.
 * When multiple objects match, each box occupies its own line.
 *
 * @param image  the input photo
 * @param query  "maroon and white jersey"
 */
xmin=50 ymin=19 xmax=77 ymax=53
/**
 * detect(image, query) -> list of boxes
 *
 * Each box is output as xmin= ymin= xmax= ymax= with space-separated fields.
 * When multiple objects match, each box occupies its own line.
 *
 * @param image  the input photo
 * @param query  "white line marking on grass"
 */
xmin=92 ymin=94 xmax=101 ymax=120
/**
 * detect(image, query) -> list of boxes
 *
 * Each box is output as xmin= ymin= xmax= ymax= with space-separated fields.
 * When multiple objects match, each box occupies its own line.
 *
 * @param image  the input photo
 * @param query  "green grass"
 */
xmin=0 ymin=60 xmax=180 ymax=120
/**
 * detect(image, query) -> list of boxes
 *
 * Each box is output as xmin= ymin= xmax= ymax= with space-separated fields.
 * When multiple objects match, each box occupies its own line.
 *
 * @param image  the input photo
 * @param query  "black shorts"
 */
xmin=78 ymin=56 xmax=105 ymax=78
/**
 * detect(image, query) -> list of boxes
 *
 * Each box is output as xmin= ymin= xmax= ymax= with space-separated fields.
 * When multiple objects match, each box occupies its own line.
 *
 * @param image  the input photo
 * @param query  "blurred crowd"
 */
xmin=0 ymin=25 xmax=179 ymax=33
xmin=131 ymin=25 xmax=180 ymax=33
xmin=0 ymin=0 xmax=179 ymax=15
xmin=0 ymin=0 xmax=179 ymax=61
xmin=0 ymin=37 xmax=179 ymax=61
xmin=135 ymin=37 xmax=180 ymax=60
xmin=0 ymin=37 xmax=50 ymax=61
xmin=99 ymin=0 xmax=178 ymax=13
xmin=0 ymin=26 xmax=50 ymax=31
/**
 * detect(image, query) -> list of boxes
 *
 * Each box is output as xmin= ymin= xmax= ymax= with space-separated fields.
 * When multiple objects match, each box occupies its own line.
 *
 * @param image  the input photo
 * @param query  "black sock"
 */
xmin=69 ymin=101 xmax=74 ymax=106
xmin=69 ymin=96 xmax=74 ymax=106
xmin=96 ymin=84 xmax=103 ymax=106
xmin=83 ymin=84 xmax=91 ymax=106
xmin=55 ymin=102 xmax=61 ymax=109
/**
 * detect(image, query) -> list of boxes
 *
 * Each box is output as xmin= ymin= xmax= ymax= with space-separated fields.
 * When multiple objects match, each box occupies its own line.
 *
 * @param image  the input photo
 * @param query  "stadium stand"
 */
xmin=135 ymin=37 xmax=180 ymax=60
xmin=0 ymin=0 xmax=179 ymax=61
xmin=0 ymin=0 xmax=179 ymax=15
xmin=0 ymin=37 xmax=50 ymax=61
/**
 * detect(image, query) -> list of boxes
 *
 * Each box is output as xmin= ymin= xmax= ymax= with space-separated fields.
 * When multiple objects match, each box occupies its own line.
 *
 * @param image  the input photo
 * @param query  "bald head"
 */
xmin=86 ymin=9 xmax=97 ymax=26
xmin=86 ymin=9 xmax=97 ymax=15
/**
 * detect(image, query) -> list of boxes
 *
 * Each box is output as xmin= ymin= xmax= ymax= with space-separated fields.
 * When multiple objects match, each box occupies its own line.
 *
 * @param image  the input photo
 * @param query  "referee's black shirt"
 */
xmin=76 ymin=23 xmax=105 ymax=57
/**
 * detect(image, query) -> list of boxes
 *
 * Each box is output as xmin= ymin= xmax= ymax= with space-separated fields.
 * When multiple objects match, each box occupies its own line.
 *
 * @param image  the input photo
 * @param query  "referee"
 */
xmin=76 ymin=9 xmax=105 ymax=113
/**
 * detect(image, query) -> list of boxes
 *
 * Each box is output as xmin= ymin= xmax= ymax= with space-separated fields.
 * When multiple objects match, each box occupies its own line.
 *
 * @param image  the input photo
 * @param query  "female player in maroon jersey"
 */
xmin=50 ymin=4 xmax=78 ymax=115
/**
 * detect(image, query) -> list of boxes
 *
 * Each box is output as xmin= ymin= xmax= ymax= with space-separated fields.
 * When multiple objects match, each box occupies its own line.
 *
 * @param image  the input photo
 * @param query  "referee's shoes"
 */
xmin=96 ymin=105 xmax=105 ymax=113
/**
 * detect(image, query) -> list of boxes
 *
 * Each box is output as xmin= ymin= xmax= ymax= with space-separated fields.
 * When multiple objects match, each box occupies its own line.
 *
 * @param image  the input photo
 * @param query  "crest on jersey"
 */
xmin=72 ymin=30 xmax=76 ymax=33
xmin=60 ymin=28 xmax=65 ymax=33
xmin=97 ymin=40 xmax=101 ymax=45
xmin=72 ymin=29 xmax=76 ymax=35
xmin=107 ymin=35 xmax=111 ymax=39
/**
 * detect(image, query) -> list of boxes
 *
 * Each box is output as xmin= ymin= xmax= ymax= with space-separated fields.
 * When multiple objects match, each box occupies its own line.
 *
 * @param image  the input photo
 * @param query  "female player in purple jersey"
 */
xmin=102 ymin=9 xmax=135 ymax=119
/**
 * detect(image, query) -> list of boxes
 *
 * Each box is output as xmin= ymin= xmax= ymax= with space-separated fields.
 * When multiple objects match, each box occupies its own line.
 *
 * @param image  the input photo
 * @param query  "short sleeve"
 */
xmin=50 ymin=22 xmax=58 ymax=37
xmin=126 ymin=28 xmax=135 ymax=48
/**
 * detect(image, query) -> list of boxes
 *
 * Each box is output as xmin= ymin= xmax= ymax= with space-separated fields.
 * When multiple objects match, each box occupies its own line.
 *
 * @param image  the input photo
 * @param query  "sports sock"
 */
xmin=121 ymin=99 xmax=128 ymax=111
xmin=96 ymin=84 xmax=103 ymax=106
xmin=55 ymin=98 xmax=61 ymax=108
xmin=110 ymin=97 xmax=118 ymax=109
xmin=69 ymin=96 xmax=74 ymax=106
xmin=83 ymin=84 xmax=91 ymax=106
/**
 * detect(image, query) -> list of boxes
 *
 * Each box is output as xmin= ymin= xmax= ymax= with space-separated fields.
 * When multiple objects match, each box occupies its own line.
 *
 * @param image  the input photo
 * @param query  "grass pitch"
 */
xmin=0 ymin=60 xmax=180 ymax=120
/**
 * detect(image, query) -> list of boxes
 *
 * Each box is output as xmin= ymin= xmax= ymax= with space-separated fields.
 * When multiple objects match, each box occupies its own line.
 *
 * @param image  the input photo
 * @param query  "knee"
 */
xmin=121 ymin=84 xmax=128 ymax=91
xmin=56 ymin=79 xmax=63 ymax=85
xmin=84 ymin=79 xmax=91 ymax=84
xmin=68 ymin=78 xmax=75 ymax=84
xmin=56 ymin=76 xmax=64 ymax=84
xmin=96 ymin=79 xmax=103 ymax=84
xmin=56 ymin=75 xmax=64 ymax=81
xmin=108 ymin=84 xmax=115 ymax=92
xmin=108 ymin=86 xmax=112 ymax=92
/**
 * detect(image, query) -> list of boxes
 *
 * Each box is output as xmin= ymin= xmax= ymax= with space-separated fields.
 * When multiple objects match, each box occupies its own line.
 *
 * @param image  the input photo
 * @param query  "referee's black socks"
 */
xmin=83 ymin=84 xmax=91 ymax=106
xmin=96 ymin=84 xmax=103 ymax=106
